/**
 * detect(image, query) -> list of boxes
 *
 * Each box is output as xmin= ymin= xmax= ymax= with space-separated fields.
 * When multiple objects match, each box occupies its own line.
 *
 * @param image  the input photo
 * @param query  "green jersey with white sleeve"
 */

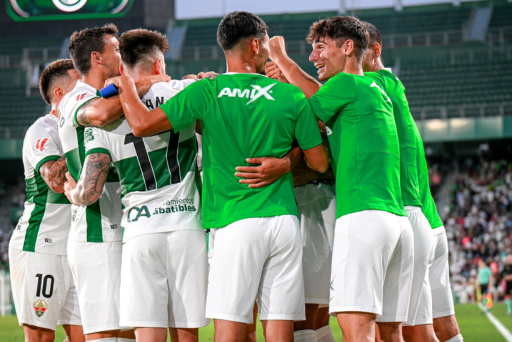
xmin=84 ymin=80 xmax=202 ymax=242
xmin=9 ymin=114 xmax=71 ymax=255
xmin=58 ymin=80 xmax=122 ymax=243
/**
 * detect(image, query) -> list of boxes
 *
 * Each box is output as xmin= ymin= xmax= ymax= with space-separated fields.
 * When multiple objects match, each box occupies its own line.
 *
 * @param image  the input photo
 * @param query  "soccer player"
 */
xmin=501 ymin=255 xmax=512 ymax=315
xmin=107 ymin=11 xmax=329 ymax=342
xmin=478 ymin=260 xmax=493 ymax=311
xmin=65 ymin=28 xmax=208 ymax=342
xmin=266 ymin=17 xmax=414 ymax=342
xmin=361 ymin=22 xmax=437 ymax=342
xmin=58 ymin=24 xmax=165 ymax=342
xmin=9 ymin=59 xmax=84 ymax=342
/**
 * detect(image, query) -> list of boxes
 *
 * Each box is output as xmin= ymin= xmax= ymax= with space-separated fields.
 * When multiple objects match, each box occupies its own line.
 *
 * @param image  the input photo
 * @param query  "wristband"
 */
xmin=99 ymin=83 xmax=119 ymax=98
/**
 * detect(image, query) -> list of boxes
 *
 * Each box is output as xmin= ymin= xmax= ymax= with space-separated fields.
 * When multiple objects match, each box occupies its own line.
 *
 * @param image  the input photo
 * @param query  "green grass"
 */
xmin=0 ymin=305 xmax=506 ymax=341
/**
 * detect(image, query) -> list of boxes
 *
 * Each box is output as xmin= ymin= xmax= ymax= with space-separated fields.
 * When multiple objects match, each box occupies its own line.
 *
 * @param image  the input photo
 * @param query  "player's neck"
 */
xmin=225 ymin=56 xmax=260 ymax=74
xmin=342 ymin=58 xmax=364 ymax=76
xmin=82 ymin=69 xmax=110 ymax=90
xmin=372 ymin=59 xmax=386 ymax=72
xmin=50 ymin=106 xmax=58 ymax=118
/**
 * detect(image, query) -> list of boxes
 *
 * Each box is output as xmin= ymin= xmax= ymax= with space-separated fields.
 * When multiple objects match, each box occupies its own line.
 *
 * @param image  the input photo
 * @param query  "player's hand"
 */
xmin=235 ymin=157 xmax=292 ymax=188
xmin=134 ymin=74 xmax=172 ymax=97
xmin=104 ymin=75 xmax=131 ymax=88
xmin=265 ymin=62 xmax=288 ymax=83
xmin=292 ymin=160 xmax=319 ymax=187
xmin=197 ymin=71 xmax=219 ymax=80
xmin=269 ymin=36 xmax=288 ymax=63
xmin=63 ymin=172 xmax=78 ymax=205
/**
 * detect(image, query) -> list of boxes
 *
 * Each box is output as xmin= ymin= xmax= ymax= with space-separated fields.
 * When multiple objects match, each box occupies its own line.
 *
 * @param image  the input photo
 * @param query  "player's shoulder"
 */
xmin=26 ymin=114 xmax=58 ymax=138
xmin=60 ymin=81 xmax=98 ymax=109
xmin=144 ymin=79 xmax=197 ymax=99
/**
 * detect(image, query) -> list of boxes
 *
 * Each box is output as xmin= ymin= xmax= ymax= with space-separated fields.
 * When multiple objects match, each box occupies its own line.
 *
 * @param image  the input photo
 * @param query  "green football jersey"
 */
xmin=159 ymin=73 xmax=323 ymax=229
xmin=309 ymin=72 xmax=405 ymax=219
xmin=417 ymin=141 xmax=443 ymax=229
xmin=365 ymin=69 xmax=422 ymax=207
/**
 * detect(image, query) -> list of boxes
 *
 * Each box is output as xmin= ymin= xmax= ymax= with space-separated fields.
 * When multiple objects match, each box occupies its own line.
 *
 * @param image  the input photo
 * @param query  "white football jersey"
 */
xmin=84 ymin=79 xmax=202 ymax=242
xmin=58 ymin=80 xmax=122 ymax=243
xmin=10 ymin=114 xmax=71 ymax=255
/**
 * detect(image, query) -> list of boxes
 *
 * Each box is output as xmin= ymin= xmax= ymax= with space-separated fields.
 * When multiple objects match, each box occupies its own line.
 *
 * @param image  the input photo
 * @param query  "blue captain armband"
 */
xmin=99 ymin=83 xmax=119 ymax=98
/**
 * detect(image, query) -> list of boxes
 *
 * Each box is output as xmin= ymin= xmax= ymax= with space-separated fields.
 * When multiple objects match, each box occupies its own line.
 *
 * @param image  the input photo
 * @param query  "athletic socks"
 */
xmin=294 ymin=329 xmax=317 ymax=342
xmin=118 ymin=339 xmax=136 ymax=342
xmin=506 ymin=299 xmax=512 ymax=314
xmin=445 ymin=334 xmax=463 ymax=342
xmin=87 ymin=338 xmax=118 ymax=342
xmin=315 ymin=325 xmax=336 ymax=342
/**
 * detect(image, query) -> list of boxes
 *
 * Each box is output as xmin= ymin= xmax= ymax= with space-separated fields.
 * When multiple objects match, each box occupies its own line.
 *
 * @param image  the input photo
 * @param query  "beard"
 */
xmin=104 ymin=60 xmax=121 ymax=78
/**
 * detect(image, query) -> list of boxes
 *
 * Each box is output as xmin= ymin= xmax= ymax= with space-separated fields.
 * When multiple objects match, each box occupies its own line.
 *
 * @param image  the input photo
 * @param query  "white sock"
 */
xmin=118 ymin=339 xmax=135 ymax=342
xmin=445 ymin=334 xmax=463 ymax=342
xmin=294 ymin=329 xmax=317 ymax=342
xmin=316 ymin=325 xmax=335 ymax=342
xmin=87 ymin=338 xmax=118 ymax=342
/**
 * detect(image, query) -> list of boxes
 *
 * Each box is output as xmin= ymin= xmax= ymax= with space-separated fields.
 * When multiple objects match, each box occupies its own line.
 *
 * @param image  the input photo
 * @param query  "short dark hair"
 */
xmin=307 ymin=16 xmax=368 ymax=61
xmin=119 ymin=28 xmax=169 ymax=68
xmin=217 ymin=11 xmax=268 ymax=50
xmin=68 ymin=23 xmax=118 ymax=75
xmin=39 ymin=59 xmax=75 ymax=105
xmin=362 ymin=21 xmax=382 ymax=46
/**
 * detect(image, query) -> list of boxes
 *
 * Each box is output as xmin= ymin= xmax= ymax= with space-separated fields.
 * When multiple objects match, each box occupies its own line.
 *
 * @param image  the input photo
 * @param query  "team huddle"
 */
xmin=9 ymin=10 xmax=464 ymax=342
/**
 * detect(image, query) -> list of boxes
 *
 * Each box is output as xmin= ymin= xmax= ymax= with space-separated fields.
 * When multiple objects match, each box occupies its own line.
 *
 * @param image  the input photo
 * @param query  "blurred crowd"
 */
xmin=446 ymin=158 xmax=512 ymax=304
xmin=0 ymin=177 xmax=25 ymax=271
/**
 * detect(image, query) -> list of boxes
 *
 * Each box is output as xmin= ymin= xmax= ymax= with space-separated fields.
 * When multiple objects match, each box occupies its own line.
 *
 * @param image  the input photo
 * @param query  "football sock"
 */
xmin=445 ymin=333 xmax=463 ymax=342
xmin=118 ymin=339 xmax=136 ymax=342
xmin=87 ymin=338 xmax=118 ymax=342
xmin=506 ymin=299 xmax=512 ymax=314
xmin=294 ymin=329 xmax=317 ymax=342
xmin=315 ymin=325 xmax=335 ymax=342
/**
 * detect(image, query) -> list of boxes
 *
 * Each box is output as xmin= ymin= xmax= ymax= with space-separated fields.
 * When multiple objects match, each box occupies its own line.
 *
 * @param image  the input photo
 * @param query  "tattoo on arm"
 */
xmin=74 ymin=153 xmax=111 ymax=206
xmin=76 ymin=101 xmax=94 ymax=127
xmin=40 ymin=156 xmax=68 ymax=194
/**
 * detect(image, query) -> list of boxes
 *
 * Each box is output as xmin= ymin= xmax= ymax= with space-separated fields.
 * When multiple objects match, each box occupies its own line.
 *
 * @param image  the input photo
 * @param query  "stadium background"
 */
xmin=0 ymin=0 xmax=511 ymax=340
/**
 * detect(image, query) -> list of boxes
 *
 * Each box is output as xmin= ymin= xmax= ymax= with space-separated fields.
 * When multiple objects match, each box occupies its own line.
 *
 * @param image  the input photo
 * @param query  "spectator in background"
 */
xmin=478 ymin=259 xmax=493 ymax=311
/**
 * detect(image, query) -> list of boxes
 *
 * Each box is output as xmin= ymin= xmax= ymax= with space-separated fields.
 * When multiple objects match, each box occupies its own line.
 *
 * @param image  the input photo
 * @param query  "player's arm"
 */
xmin=76 ymin=75 xmax=171 ymax=128
xmin=64 ymin=153 xmax=111 ymax=206
xmin=39 ymin=155 xmax=68 ymax=194
xmin=269 ymin=36 xmax=321 ymax=98
xmin=235 ymin=146 xmax=303 ymax=188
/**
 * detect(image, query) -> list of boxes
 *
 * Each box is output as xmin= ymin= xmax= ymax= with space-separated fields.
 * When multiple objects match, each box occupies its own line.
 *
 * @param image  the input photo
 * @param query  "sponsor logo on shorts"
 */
xmin=127 ymin=198 xmax=197 ymax=223
xmin=44 ymin=238 xmax=52 ymax=243
xmin=33 ymin=299 xmax=48 ymax=318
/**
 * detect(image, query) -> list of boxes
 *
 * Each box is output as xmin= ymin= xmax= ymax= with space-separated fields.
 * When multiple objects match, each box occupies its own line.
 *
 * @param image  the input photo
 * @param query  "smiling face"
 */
xmin=309 ymin=37 xmax=345 ymax=81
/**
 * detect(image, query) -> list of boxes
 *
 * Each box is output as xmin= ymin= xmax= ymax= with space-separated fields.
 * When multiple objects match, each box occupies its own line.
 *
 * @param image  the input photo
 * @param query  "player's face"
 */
xmin=101 ymin=35 xmax=121 ymax=78
xmin=256 ymin=33 xmax=270 ymax=74
xmin=310 ymin=38 xmax=344 ymax=81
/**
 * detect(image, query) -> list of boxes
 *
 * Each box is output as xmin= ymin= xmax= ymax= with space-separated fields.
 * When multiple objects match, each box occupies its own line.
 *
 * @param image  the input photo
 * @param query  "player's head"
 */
xmin=478 ymin=259 xmax=486 ymax=268
xmin=68 ymin=23 xmax=120 ymax=78
xmin=39 ymin=59 xmax=80 ymax=108
xmin=307 ymin=16 xmax=368 ymax=81
xmin=119 ymin=28 xmax=169 ymax=82
xmin=361 ymin=21 xmax=383 ymax=72
xmin=217 ymin=11 xmax=269 ymax=74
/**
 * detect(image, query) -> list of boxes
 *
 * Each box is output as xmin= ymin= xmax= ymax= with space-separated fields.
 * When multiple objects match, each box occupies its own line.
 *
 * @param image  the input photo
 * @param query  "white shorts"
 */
xmin=120 ymin=230 xmax=209 ymax=329
xmin=329 ymin=210 xmax=414 ymax=322
xmin=404 ymin=206 xmax=434 ymax=326
xmin=206 ymin=215 xmax=305 ymax=323
xmin=298 ymin=195 xmax=336 ymax=304
xmin=416 ymin=230 xmax=455 ymax=320
xmin=9 ymin=247 xmax=81 ymax=330
xmin=67 ymin=239 xmax=122 ymax=334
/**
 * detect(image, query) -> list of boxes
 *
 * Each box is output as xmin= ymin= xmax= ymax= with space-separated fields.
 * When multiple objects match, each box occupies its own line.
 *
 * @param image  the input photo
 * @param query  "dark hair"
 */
xmin=119 ymin=28 xmax=169 ymax=67
xmin=68 ymin=23 xmax=118 ymax=75
xmin=362 ymin=21 xmax=382 ymax=46
xmin=307 ymin=16 xmax=368 ymax=61
xmin=217 ymin=11 xmax=268 ymax=50
xmin=39 ymin=59 xmax=75 ymax=105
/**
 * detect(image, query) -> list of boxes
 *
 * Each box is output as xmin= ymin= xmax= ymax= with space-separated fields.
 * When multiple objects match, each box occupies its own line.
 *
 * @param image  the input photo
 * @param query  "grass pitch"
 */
xmin=0 ymin=304 xmax=509 ymax=341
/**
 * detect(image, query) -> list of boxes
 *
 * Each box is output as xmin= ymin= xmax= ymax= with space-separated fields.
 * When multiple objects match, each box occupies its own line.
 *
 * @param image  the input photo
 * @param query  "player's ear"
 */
xmin=120 ymin=63 xmax=125 ymax=76
xmin=155 ymin=58 xmax=162 ymax=75
xmin=252 ymin=38 xmax=259 ymax=56
xmin=374 ymin=43 xmax=382 ymax=59
xmin=91 ymin=51 xmax=101 ymax=66
xmin=53 ymin=86 xmax=65 ymax=102
xmin=344 ymin=40 xmax=354 ymax=57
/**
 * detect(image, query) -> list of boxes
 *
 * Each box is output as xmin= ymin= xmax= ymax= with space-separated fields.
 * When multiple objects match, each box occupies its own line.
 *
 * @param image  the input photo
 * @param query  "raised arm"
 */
xmin=39 ymin=155 xmax=68 ymax=194
xmin=64 ymin=153 xmax=111 ymax=206
xmin=269 ymin=36 xmax=321 ymax=98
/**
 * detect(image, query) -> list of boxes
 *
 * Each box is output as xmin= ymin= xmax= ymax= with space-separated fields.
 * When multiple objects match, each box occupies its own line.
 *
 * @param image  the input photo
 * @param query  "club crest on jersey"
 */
xmin=33 ymin=299 xmax=48 ymax=318
xmin=35 ymin=138 xmax=49 ymax=152
xmin=217 ymin=83 xmax=277 ymax=105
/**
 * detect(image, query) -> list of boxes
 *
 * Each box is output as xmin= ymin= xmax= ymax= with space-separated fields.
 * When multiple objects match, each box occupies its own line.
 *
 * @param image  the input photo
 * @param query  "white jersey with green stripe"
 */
xmin=58 ymin=80 xmax=123 ymax=243
xmin=10 ymin=114 xmax=71 ymax=255
xmin=84 ymin=80 xmax=202 ymax=243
